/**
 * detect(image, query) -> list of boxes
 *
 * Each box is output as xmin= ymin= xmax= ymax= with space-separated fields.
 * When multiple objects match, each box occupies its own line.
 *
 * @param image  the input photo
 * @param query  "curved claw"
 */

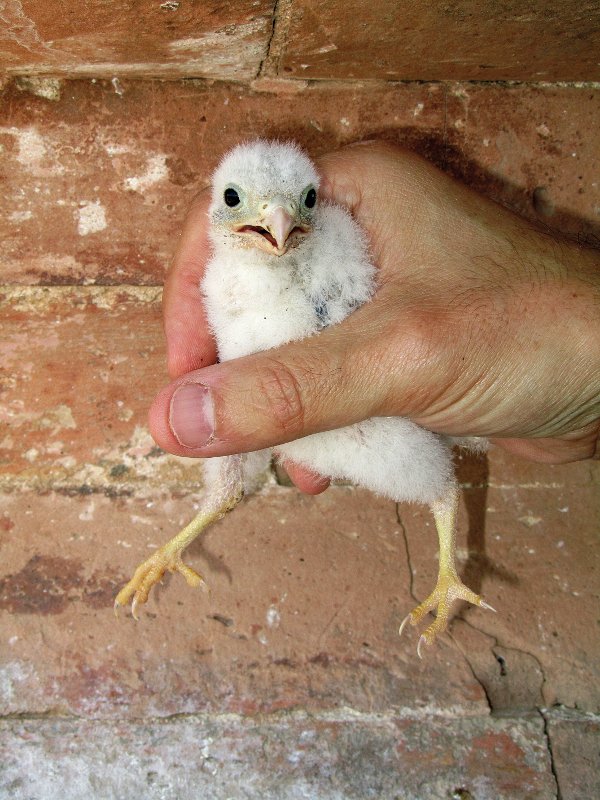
xmin=131 ymin=595 xmax=141 ymax=621
xmin=399 ymin=576 xmax=496 ymax=656
xmin=115 ymin=547 xmax=206 ymax=619
xmin=398 ymin=613 xmax=413 ymax=638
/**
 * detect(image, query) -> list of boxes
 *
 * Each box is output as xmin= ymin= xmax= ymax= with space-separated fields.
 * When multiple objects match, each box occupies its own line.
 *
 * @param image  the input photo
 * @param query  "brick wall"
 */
xmin=1 ymin=3 xmax=599 ymax=798
xmin=1 ymin=1 xmax=599 ymax=80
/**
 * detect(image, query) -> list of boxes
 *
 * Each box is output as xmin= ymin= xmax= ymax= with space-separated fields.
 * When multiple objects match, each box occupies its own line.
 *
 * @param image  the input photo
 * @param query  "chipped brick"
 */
xmin=281 ymin=1 xmax=600 ymax=81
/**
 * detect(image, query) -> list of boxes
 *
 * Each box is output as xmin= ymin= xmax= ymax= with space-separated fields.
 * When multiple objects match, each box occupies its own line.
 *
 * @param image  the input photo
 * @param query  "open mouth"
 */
xmin=236 ymin=224 xmax=308 ymax=252
xmin=238 ymin=225 xmax=278 ymax=248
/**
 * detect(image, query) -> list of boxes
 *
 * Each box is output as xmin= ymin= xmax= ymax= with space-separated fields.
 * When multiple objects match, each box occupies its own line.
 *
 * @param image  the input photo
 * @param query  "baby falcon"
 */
xmin=115 ymin=140 xmax=494 ymax=655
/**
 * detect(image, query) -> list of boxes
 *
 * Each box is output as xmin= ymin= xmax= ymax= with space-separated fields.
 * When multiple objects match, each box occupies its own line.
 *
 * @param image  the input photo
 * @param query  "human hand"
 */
xmin=149 ymin=142 xmax=600 ymax=489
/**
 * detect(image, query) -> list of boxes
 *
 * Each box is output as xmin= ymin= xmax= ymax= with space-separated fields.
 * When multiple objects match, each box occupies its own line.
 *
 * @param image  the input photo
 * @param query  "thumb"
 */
xmin=148 ymin=300 xmax=427 ymax=457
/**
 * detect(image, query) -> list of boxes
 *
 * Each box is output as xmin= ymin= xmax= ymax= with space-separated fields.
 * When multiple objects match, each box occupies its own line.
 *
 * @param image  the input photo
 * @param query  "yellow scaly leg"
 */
xmin=399 ymin=485 xmax=495 ymax=657
xmin=115 ymin=456 xmax=243 ymax=619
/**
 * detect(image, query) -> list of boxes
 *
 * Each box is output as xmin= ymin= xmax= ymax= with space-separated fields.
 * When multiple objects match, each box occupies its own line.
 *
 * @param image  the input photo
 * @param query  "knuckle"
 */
xmin=254 ymin=357 xmax=308 ymax=436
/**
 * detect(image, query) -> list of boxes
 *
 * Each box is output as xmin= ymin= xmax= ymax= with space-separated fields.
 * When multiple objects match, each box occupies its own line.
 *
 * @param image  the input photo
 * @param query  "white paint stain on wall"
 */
xmin=168 ymin=19 xmax=265 ymax=54
xmin=103 ymin=142 xmax=131 ymax=156
xmin=77 ymin=201 xmax=107 ymax=235
xmin=266 ymin=605 xmax=281 ymax=628
xmin=124 ymin=154 xmax=168 ymax=192
xmin=78 ymin=500 xmax=95 ymax=522
xmin=9 ymin=210 xmax=33 ymax=223
xmin=0 ymin=126 xmax=46 ymax=164
xmin=0 ymin=660 xmax=34 ymax=706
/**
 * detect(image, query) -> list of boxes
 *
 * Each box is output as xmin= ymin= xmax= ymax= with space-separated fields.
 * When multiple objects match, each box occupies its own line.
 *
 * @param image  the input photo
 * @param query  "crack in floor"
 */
xmin=540 ymin=708 xmax=562 ymax=800
xmin=449 ymin=630 xmax=494 ymax=714
xmin=456 ymin=615 xmax=548 ymax=709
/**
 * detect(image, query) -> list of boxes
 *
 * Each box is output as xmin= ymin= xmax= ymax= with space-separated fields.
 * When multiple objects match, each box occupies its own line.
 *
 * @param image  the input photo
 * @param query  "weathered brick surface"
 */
xmin=0 ymin=713 xmax=557 ymax=799
xmin=1 ymin=286 xmax=599 ymax=721
xmin=0 ymin=1 xmax=273 ymax=80
xmin=1 ymin=24 xmax=599 ymax=789
xmin=546 ymin=709 xmax=600 ymax=800
xmin=0 ymin=464 xmax=597 ymax=719
xmin=1 ymin=1 xmax=598 ymax=82
xmin=0 ymin=286 xmax=190 ymax=493
xmin=280 ymin=1 xmax=600 ymax=81
xmin=392 ymin=448 xmax=600 ymax=713
xmin=0 ymin=488 xmax=488 ymax=718
xmin=445 ymin=84 xmax=600 ymax=241
xmin=1 ymin=80 xmax=598 ymax=285
xmin=0 ymin=80 xmax=443 ymax=284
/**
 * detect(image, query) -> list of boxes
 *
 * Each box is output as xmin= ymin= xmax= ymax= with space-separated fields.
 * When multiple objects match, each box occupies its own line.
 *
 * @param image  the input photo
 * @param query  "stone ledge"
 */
xmin=0 ymin=712 xmax=557 ymax=800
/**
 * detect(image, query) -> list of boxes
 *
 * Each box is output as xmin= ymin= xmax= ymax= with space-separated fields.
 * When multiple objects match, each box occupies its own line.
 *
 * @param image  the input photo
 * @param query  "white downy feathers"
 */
xmin=202 ymin=140 xmax=475 ymax=504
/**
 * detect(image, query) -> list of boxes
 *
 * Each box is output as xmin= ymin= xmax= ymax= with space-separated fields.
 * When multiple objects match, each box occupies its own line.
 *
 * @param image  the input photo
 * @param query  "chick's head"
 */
xmin=210 ymin=140 xmax=320 ymax=256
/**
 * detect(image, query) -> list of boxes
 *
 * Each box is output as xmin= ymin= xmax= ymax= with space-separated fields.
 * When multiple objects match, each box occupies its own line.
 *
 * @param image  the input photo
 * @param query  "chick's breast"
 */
xmin=201 ymin=244 xmax=318 ymax=362
xmin=202 ymin=204 xmax=374 ymax=362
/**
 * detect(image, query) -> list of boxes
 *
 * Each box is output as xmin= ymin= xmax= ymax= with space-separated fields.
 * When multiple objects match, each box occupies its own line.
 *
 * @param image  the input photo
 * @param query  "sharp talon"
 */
xmin=398 ymin=613 xmax=412 ymax=638
xmin=480 ymin=600 xmax=497 ymax=613
xmin=131 ymin=596 xmax=140 ymax=621
xmin=116 ymin=520 xmax=214 ymax=619
xmin=417 ymin=635 xmax=428 ymax=659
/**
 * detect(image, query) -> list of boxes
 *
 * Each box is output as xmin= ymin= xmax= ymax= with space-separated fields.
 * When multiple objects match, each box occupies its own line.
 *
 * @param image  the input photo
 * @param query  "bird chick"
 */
xmin=115 ymin=140 xmax=494 ymax=655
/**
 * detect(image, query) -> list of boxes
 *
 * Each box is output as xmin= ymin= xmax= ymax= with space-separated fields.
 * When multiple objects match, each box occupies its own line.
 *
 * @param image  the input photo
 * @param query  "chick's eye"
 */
xmin=304 ymin=187 xmax=317 ymax=209
xmin=224 ymin=187 xmax=240 ymax=207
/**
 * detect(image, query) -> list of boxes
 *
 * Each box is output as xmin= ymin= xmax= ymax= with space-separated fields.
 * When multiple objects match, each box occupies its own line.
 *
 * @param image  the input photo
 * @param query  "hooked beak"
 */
xmin=263 ymin=206 xmax=296 ymax=252
xmin=233 ymin=198 xmax=310 ymax=256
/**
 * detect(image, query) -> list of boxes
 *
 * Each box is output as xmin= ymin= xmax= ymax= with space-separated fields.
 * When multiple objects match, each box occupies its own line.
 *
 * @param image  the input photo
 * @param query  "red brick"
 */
xmin=1 ymin=461 xmax=598 ymax=719
xmin=0 ymin=1 xmax=272 ymax=80
xmin=2 ymin=1 xmax=599 ymax=84
xmin=1 ymin=80 xmax=597 ymax=286
xmin=0 ymin=79 xmax=445 ymax=285
xmin=444 ymin=84 xmax=600 ymax=241
xmin=403 ymin=449 xmax=600 ymax=712
xmin=280 ymin=1 xmax=600 ymax=81
xmin=0 ymin=489 xmax=488 ymax=718
xmin=0 ymin=287 xmax=184 ymax=493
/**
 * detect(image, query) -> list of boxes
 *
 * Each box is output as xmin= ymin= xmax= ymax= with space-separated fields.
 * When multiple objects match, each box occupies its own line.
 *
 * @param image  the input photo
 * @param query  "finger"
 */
xmin=282 ymin=461 xmax=331 ymax=494
xmin=492 ymin=424 xmax=600 ymax=464
xmin=148 ymin=297 xmax=410 ymax=457
xmin=315 ymin=142 xmax=423 ymax=268
xmin=163 ymin=190 xmax=217 ymax=379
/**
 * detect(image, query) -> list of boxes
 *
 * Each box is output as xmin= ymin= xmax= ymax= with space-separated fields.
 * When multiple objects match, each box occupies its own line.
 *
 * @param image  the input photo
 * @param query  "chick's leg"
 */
xmin=399 ymin=485 xmax=494 ymax=656
xmin=115 ymin=456 xmax=243 ymax=619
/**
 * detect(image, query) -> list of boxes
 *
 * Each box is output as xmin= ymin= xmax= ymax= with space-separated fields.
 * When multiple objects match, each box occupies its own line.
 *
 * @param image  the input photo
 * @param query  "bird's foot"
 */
xmin=399 ymin=574 xmax=495 ymax=658
xmin=114 ymin=542 xmax=205 ymax=620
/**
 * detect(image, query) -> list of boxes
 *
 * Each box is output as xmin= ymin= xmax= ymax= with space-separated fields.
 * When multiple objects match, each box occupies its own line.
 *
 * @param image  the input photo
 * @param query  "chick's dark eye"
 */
xmin=224 ymin=187 xmax=240 ymax=207
xmin=304 ymin=187 xmax=317 ymax=208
